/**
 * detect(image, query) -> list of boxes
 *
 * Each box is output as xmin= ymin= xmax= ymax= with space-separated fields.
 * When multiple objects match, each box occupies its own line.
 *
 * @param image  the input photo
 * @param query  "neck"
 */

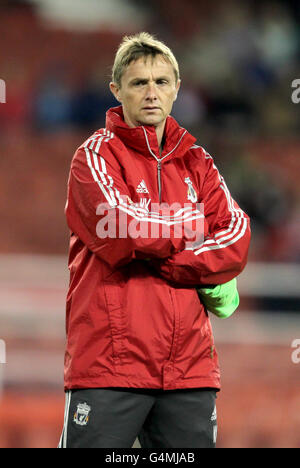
xmin=122 ymin=109 xmax=166 ymax=156
xmin=155 ymin=121 xmax=165 ymax=156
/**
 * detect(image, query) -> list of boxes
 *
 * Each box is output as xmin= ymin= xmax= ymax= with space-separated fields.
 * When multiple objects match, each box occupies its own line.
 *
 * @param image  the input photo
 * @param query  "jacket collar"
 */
xmin=105 ymin=105 xmax=196 ymax=162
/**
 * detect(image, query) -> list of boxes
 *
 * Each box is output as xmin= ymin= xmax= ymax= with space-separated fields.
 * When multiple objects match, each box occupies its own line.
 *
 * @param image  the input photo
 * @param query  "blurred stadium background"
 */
xmin=0 ymin=0 xmax=300 ymax=448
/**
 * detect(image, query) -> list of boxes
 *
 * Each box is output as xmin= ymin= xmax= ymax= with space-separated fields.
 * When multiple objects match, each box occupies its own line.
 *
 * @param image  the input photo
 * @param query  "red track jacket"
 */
xmin=64 ymin=105 xmax=251 ymax=391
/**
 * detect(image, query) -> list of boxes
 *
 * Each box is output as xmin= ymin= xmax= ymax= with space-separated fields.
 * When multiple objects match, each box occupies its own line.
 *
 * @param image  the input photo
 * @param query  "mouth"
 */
xmin=142 ymin=107 xmax=160 ymax=111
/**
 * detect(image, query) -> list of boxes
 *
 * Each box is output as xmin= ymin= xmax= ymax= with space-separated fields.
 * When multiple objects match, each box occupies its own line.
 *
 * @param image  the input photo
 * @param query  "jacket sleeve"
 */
xmin=149 ymin=150 xmax=251 ymax=285
xmin=65 ymin=144 xmax=199 ymax=270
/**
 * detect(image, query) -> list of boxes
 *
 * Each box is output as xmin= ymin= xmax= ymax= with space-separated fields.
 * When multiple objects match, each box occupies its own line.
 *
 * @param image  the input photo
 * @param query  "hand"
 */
xmin=197 ymin=278 xmax=240 ymax=319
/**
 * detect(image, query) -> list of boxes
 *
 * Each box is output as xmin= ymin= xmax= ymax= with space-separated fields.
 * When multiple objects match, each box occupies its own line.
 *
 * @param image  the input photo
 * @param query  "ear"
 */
xmin=174 ymin=79 xmax=181 ymax=102
xmin=109 ymin=82 xmax=122 ymax=102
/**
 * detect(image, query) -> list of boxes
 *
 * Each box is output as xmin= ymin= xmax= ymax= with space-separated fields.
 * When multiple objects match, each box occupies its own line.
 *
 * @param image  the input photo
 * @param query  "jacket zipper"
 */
xmin=157 ymin=160 xmax=162 ymax=202
xmin=141 ymin=126 xmax=187 ymax=203
xmin=166 ymin=288 xmax=180 ymax=368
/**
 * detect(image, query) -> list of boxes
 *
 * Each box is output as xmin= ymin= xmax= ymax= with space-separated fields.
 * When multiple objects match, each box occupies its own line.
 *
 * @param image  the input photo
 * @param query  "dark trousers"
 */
xmin=58 ymin=387 xmax=217 ymax=448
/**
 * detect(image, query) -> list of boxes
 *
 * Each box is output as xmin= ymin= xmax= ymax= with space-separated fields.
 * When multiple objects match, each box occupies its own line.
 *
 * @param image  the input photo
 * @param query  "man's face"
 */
xmin=110 ymin=55 xmax=180 ymax=129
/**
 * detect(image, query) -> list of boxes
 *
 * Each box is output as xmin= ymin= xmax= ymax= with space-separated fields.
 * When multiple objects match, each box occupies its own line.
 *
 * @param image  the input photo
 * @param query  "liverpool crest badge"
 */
xmin=184 ymin=177 xmax=198 ymax=203
xmin=73 ymin=402 xmax=91 ymax=426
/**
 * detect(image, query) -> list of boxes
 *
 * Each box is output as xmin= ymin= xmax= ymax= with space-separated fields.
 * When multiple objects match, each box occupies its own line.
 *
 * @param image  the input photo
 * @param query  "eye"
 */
xmin=133 ymin=80 xmax=147 ymax=86
xmin=156 ymin=79 xmax=168 ymax=85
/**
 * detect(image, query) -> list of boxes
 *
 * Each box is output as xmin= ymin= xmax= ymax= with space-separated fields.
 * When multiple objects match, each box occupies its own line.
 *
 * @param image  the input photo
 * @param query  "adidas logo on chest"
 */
xmin=136 ymin=180 xmax=149 ymax=194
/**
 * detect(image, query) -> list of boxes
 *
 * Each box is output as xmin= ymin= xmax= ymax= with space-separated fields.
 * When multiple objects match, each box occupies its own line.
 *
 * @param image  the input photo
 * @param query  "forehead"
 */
xmin=122 ymin=55 xmax=176 ymax=82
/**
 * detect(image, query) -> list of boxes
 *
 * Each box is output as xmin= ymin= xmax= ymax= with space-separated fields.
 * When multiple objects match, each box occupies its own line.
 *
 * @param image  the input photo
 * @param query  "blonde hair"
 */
xmin=112 ymin=32 xmax=180 ymax=88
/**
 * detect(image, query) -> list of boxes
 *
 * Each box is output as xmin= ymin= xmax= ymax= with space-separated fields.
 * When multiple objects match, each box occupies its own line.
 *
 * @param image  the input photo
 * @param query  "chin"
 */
xmin=138 ymin=116 xmax=162 ymax=127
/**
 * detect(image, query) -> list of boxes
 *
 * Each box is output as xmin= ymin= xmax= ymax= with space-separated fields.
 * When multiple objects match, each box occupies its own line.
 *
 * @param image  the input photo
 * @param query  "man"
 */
xmin=58 ymin=32 xmax=251 ymax=449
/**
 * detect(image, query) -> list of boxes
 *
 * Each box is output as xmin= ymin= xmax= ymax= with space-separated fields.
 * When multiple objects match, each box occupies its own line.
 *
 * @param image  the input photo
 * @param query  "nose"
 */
xmin=145 ymin=82 xmax=157 ymax=101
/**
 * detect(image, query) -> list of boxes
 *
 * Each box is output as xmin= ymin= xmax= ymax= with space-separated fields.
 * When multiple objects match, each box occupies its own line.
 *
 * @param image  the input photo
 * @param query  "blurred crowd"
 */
xmin=0 ymin=0 xmax=300 ymax=262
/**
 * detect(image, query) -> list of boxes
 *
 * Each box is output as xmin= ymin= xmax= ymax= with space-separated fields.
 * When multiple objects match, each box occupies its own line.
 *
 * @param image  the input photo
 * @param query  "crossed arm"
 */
xmin=66 ymin=144 xmax=251 ymax=316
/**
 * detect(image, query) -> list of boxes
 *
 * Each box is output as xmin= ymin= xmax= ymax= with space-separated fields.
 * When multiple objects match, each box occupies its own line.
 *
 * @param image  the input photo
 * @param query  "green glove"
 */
xmin=197 ymin=278 xmax=239 ymax=319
